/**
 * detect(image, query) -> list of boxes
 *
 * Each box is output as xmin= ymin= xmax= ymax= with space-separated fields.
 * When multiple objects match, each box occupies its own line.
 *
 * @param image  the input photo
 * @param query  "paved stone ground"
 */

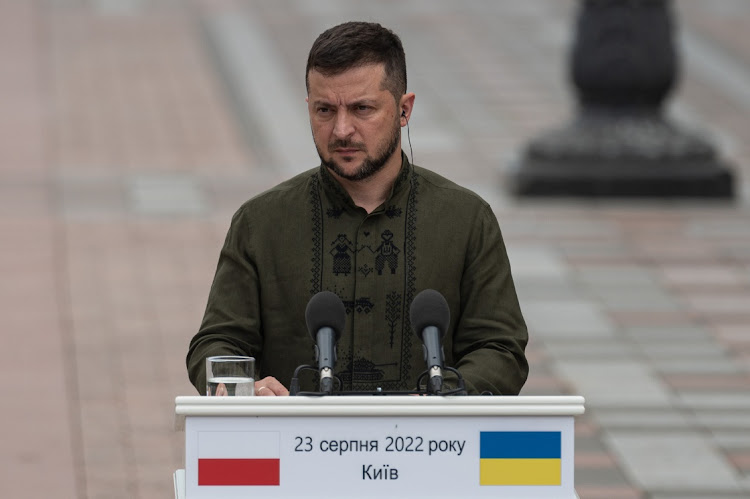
xmin=2 ymin=0 xmax=749 ymax=498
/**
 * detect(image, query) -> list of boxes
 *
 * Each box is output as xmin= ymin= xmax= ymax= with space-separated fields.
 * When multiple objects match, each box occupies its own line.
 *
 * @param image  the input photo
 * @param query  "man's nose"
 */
xmin=332 ymin=111 xmax=355 ymax=139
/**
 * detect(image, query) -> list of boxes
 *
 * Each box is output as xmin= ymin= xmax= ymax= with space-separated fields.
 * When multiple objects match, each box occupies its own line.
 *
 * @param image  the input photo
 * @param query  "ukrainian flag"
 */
xmin=479 ymin=431 xmax=561 ymax=486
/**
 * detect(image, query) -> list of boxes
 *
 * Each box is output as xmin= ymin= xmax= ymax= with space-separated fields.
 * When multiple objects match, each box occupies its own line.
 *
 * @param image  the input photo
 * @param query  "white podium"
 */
xmin=174 ymin=395 xmax=584 ymax=498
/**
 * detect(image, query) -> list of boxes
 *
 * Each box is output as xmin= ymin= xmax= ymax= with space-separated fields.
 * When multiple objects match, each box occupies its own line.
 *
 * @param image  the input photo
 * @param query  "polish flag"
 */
xmin=197 ymin=431 xmax=280 ymax=486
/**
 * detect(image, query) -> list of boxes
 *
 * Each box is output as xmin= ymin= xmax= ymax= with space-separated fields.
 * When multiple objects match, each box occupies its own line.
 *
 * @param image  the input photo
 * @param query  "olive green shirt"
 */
xmin=187 ymin=155 xmax=528 ymax=395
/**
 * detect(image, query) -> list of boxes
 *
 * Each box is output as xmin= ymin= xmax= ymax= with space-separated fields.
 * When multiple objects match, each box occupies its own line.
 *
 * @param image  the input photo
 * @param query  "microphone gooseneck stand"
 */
xmin=295 ymin=288 xmax=468 ymax=396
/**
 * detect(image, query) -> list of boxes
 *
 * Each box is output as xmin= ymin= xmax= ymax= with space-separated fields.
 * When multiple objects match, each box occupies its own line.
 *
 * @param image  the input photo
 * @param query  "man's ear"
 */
xmin=399 ymin=92 xmax=416 ymax=125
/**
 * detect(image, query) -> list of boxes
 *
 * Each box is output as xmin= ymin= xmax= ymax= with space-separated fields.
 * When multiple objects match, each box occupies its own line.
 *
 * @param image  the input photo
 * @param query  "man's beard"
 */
xmin=317 ymin=120 xmax=401 ymax=182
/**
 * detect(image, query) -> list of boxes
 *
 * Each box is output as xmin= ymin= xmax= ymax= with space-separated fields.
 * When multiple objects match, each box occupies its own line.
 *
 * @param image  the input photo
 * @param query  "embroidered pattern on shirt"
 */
xmin=385 ymin=205 xmax=403 ymax=218
xmin=355 ymin=297 xmax=374 ymax=314
xmin=399 ymin=172 xmax=419 ymax=386
xmin=329 ymin=234 xmax=355 ymax=276
xmin=374 ymin=229 xmax=400 ymax=275
xmin=339 ymin=356 xmax=398 ymax=383
xmin=358 ymin=263 xmax=374 ymax=277
xmin=341 ymin=297 xmax=374 ymax=315
xmin=357 ymin=230 xmax=401 ymax=276
xmin=385 ymin=291 xmax=402 ymax=348
xmin=353 ymin=173 xmax=419 ymax=392
xmin=326 ymin=206 xmax=344 ymax=219
xmin=309 ymin=175 xmax=323 ymax=296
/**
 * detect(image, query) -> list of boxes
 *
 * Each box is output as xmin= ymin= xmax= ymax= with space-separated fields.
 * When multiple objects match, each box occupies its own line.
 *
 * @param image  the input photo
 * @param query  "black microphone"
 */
xmin=305 ymin=291 xmax=346 ymax=394
xmin=410 ymin=289 xmax=450 ymax=394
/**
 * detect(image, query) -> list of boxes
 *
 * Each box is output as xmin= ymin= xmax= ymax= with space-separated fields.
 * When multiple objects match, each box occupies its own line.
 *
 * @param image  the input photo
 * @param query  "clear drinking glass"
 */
xmin=206 ymin=356 xmax=255 ymax=396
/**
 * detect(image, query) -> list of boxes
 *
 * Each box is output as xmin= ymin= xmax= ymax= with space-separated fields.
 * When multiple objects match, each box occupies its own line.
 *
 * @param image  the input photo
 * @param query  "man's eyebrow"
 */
xmin=310 ymin=98 xmax=379 ymax=107
xmin=350 ymin=99 xmax=378 ymax=107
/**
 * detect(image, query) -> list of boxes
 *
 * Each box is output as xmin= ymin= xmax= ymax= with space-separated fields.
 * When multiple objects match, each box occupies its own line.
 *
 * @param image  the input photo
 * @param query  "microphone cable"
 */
xmin=402 ymin=110 xmax=414 ymax=164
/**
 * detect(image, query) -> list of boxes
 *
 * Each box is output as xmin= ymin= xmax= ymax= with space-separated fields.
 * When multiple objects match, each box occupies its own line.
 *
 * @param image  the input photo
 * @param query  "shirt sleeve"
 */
xmin=450 ymin=203 xmax=529 ymax=395
xmin=185 ymin=206 xmax=263 ymax=395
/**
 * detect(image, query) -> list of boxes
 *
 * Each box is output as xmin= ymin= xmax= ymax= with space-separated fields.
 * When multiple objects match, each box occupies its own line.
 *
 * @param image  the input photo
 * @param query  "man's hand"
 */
xmin=255 ymin=376 xmax=289 ymax=396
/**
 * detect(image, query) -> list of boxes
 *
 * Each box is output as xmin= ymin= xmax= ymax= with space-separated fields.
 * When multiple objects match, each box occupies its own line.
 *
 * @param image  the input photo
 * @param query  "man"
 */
xmin=187 ymin=21 xmax=528 ymax=396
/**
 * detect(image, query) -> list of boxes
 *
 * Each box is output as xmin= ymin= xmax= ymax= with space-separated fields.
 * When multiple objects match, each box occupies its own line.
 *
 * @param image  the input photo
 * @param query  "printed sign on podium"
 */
xmin=174 ymin=396 xmax=584 ymax=499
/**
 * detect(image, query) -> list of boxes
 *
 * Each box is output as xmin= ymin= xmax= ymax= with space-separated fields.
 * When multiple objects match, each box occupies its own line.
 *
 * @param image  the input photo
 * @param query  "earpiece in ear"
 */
xmin=401 ymin=111 xmax=406 ymax=118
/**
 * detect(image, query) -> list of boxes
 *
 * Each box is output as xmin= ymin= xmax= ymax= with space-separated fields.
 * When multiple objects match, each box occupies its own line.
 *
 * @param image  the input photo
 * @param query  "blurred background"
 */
xmin=1 ymin=0 xmax=749 ymax=497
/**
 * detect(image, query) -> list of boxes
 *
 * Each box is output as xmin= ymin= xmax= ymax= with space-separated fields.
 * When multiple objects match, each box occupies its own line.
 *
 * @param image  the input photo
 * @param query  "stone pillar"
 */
xmin=510 ymin=0 xmax=734 ymax=197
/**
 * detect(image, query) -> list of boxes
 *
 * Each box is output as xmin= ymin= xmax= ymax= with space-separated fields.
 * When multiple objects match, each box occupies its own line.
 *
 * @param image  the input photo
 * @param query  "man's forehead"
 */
xmin=307 ymin=63 xmax=387 ymax=95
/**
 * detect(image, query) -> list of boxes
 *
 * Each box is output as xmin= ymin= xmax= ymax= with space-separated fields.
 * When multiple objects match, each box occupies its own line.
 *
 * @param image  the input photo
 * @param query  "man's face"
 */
xmin=307 ymin=64 xmax=402 ymax=182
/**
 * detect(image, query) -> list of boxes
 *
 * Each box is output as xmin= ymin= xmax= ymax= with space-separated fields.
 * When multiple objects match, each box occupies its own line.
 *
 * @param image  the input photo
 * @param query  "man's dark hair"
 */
xmin=305 ymin=21 xmax=407 ymax=102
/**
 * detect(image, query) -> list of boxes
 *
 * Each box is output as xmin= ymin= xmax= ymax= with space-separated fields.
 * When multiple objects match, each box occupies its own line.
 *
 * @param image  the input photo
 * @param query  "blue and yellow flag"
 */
xmin=479 ymin=431 xmax=561 ymax=486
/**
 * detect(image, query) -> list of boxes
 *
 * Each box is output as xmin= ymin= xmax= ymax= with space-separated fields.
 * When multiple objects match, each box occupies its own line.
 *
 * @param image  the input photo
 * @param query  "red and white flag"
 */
xmin=197 ymin=431 xmax=280 ymax=486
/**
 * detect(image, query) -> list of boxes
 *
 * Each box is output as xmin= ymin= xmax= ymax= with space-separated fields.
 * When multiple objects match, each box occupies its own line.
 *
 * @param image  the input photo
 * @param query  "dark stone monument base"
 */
xmin=511 ymin=1 xmax=737 ymax=199
xmin=510 ymin=157 xmax=734 ymax=198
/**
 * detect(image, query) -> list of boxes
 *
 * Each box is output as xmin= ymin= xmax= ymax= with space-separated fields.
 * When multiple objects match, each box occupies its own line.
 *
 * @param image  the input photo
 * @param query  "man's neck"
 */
xmin=333 ymin=152 xmax=403 ymax=214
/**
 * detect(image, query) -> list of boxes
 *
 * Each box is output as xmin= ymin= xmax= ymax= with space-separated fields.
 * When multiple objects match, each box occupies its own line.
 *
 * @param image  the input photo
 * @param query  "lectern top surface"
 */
xmin=174 ymin=395 xmax=585 ymax=429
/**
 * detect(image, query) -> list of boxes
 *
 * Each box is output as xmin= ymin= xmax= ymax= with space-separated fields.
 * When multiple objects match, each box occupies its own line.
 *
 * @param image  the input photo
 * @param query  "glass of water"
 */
xmin=206 ymin=356 xmax=255 ymax=396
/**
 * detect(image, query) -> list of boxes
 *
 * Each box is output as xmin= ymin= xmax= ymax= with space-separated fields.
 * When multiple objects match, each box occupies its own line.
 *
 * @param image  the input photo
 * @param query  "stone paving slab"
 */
xmin=523 ymin=301 xmax=617 ymax=338
xmin=555 ymin=361 xmax=677 ymax=408
xmin=540 ymin=338 xmax=642 ymax=360
xmin=605 ymin=432 xmax=745 ymax=493
xmin=678 ymin=392 xmax=750 ymax=410
xmin=591 ymin=407 xmax=698 ymax=431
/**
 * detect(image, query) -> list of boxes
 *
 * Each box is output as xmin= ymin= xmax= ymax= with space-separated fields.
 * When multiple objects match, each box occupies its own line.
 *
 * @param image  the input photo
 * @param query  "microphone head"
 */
xmin=409 ymin=289 xmax=450 ymax=340
xmin=305 ymin=291 xmax=346 ymax=340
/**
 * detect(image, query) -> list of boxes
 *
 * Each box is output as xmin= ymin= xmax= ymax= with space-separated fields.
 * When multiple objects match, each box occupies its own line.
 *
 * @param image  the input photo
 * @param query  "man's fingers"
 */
xmin=255 ymin=376 xmax=290 ymax=396
xmin=256 ymin=385 xmax=276 ymax=396
xmin=265 ymin=376 xmax=290 ymax=396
